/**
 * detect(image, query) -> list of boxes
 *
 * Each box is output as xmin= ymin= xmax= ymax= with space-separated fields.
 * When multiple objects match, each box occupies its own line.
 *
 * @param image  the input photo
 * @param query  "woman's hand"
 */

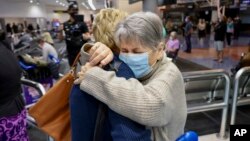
xmin=74 ymin=62 xmax=93 ymax=84
xmin=88 ymin=42 xmax=114 ymax=67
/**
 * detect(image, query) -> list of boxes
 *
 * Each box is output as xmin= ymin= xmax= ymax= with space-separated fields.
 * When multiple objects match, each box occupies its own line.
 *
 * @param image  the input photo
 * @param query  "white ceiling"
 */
xmin=0 ymin=0 xmax=105 ymax=10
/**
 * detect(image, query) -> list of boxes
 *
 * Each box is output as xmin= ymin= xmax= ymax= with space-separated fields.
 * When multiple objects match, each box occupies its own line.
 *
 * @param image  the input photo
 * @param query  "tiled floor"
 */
xmin=179 ymin=35 xmax=250 ymax=140
xmin=199 ymin=133 xmax=229 ymax=141
xmin=178 ymin=35 xmax=249 ymax=74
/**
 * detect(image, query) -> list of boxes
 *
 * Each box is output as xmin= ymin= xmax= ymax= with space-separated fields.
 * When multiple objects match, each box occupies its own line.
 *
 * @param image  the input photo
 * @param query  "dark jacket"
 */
xmin=214 ymin=21 xmax=227 ymax=41
xmin=0 ymin=42 xmax=24 ymax=117
xmin=70 ymin=55 xmax=151 ymax=141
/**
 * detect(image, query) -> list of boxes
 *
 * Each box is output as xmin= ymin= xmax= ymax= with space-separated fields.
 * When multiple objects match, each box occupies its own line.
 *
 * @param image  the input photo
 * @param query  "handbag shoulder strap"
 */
xmin=70 ymin=53 xmax=81 ymax=77
xmin=71 ymin=53 xmax=81 ymax=68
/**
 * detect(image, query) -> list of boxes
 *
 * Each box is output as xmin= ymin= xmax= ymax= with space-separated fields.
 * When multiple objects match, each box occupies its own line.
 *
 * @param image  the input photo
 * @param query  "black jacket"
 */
xmin=0 ymin=42 xmax=25 ymax=117
xmin=214 ymin=21 xmax=227 ymax=41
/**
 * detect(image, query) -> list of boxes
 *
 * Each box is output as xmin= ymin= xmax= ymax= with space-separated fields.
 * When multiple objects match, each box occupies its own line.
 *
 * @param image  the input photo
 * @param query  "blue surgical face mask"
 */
xmin=119 ymin=52 xmax=152 ymax=78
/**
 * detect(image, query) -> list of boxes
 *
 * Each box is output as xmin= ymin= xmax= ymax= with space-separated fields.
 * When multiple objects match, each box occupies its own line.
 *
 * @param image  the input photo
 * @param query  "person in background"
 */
xmin=36 ymin=24 xmax=40 ymax=31
xmin=226 ymin=17 xmax=234 ymax=46
xmin=76 ymin=12 xmax=187 ymax=141
xmin=6 ymin=23 xmax=13 ymax=35
xmin=18 ymin=23 xmax=24 ymax=33
xmin=36 ymin=37 xmax=58 ymax=63
xmin=214 ymin=16 xmax=227 ymax=63
xmin=42 ymin=30 xmax=54 ymax=46
xmin=60 ymin=1 xmax=91 ymax=66
xmin=12 ymin=23 xmax=18 ymax=34
xmin=163 ymin=26 xmax=167 ymax=39
xmin=90 ymin=14 xmax=94 ymax=24
xmin=231 ymin=45 xmax=250 ymax=75
xmin=198 ymin=19 xmax=206 ymax=48
xmin=36 ymin=37 xmax=59 ymax=79
xmin=27 ymin=24 xmax=34 ymax=32
xmin=165 ymin=31 xmax=180 ymax=59
xmin=234 ymin=15 xmax=241 ymax=40
xmin=166 ymin=18 xmax=174 ymax=34
xmin=36 ymin=24 xmax=41 ymax=34
xmin=206 ymin=21 xmax=211 ymax=35
xmin=17 ymin=29 xmax=33 ymax=45
xmin=184 ymin=16 xmax=193 ymax=53
xmin=0 ymin=30 xmax=29 ymax=141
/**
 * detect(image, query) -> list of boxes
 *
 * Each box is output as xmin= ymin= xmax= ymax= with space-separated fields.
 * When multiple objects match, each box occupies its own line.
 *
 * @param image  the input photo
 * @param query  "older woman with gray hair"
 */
xmin=75 ymin=12 xmax=187 ymax=141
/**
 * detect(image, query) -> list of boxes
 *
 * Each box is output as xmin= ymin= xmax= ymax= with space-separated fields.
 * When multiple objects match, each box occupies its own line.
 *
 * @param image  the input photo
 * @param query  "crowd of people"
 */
xmin=6 ymin=23 xmax=40 ymax=35
xmin=162 ymin=14 xmax=242 ymax=63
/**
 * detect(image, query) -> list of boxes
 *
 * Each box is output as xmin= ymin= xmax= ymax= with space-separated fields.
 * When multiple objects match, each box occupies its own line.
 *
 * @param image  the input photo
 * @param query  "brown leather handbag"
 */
xmin=29 ymin=54 xmax=80 ymax=141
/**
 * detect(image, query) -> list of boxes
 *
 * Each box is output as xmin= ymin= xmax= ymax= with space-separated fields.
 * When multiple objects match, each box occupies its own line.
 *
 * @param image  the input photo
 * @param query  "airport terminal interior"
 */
xmin=0 ymin=0 xmax=250 ymax=141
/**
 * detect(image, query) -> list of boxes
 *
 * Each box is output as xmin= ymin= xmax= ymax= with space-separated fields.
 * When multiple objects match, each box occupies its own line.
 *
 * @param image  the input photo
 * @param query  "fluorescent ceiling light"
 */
xmin=56 ymin=0 xmax=59 ymax=3
xmin=88 ymin=0 xmax=96 ymax=10
xmin=30 ymin=0 xmax=33 ymax=3
xmin=82 ymin=2 xmax=90 ymax=9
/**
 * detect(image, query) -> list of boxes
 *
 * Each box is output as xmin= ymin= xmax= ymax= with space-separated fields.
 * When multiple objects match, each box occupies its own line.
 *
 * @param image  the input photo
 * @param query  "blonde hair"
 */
xmin=92 ymin=8 xmax=128 ymax=53
xmin=170 ymin=31 xmax=177 ymax=39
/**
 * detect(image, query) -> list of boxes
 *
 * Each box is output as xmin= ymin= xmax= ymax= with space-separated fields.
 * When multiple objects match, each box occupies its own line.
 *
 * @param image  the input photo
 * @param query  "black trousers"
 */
xmin=185 ymin=34 xmax=192 ymax=52
xmin=67 ymin=47 xmax=81 ymax=66
xmin=226 ymin=33 xmax=233 ymax=46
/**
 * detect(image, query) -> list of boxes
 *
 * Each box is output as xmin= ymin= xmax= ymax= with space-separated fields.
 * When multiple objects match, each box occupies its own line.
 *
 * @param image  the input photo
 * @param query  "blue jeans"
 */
xmin=185 ymin=34 xmax=192 ymax=52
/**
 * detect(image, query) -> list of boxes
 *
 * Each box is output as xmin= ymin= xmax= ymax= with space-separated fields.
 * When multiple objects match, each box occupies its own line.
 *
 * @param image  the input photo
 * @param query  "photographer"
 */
xmin=61 ymin=2 xmax=90 ymax=66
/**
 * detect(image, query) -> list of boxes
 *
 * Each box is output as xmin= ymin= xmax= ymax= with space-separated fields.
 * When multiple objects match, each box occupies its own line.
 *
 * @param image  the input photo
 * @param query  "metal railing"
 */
xmin=183 ymin=69 xmax=231 ymax=139
xmin=21 ymin=78 xmax=46 ymax=95
xmin=13 ymin=44 xmax=30 ymax=54
xmin=230 ymin=67 xmax=250 ymax=125
xmin=21 ymin=78 xmax=54 ymax=141
xmin=21 ymin=78 xmax=46 ymax=108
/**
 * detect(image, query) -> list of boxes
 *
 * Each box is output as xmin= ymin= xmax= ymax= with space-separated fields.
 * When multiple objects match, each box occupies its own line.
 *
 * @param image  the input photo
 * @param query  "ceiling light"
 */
xmin=82 ymin=2 xmax=90 ymax=9
xmin=56 ymin=0 xmax=59 ymax=3
xmin=88 ymin=0 xmax=96 ymax=10
xmin=30 ymin=0 xmax=33 ymax=3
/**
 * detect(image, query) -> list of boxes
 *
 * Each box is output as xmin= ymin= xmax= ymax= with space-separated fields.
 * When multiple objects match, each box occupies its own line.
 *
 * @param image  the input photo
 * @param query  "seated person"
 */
xmin=42 ymin=31 xmax=54 ymax=46
xmin=14 ymin=30 xmax=33 ymax=48
xmin=36 ymin=37 xmax=58 ymax=63
xmin=165 ymin=31 xmax=180 ymax=59
xmin=231 ymin=46 xmax=250 ymax=75
xmin=35 ymin=37 xmax=59 ymax=79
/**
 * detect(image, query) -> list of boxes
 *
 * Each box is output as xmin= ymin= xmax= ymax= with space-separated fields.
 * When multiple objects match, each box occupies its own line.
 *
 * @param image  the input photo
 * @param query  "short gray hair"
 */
xmin=114 ymin=12 xmax=164 ymax=50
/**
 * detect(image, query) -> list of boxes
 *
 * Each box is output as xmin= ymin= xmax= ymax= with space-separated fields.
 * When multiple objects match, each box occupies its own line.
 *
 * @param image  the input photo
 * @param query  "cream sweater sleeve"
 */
xmin=80 ymin=63 xmax=184 ymax=127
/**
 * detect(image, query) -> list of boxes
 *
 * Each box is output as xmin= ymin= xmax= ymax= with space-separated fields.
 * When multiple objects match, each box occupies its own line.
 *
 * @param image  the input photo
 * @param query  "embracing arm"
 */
xmin=79 ymin=63 xmax=185 ymax=127
xmin=79 ymin=42 xmax=114 ymax=67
